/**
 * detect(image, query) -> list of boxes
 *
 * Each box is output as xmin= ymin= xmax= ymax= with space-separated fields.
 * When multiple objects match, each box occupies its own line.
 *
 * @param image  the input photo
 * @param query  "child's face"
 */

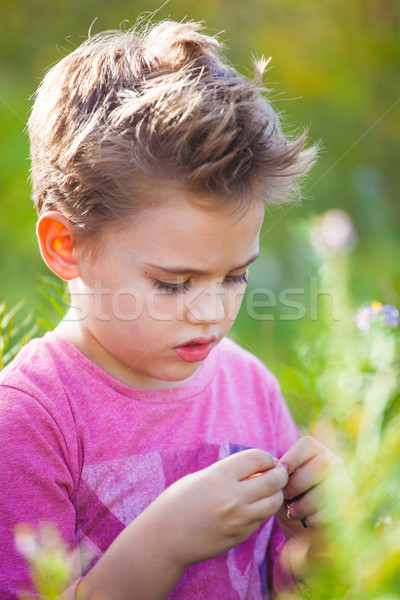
xmin=66 ymin=194 xmax=264 ymax=389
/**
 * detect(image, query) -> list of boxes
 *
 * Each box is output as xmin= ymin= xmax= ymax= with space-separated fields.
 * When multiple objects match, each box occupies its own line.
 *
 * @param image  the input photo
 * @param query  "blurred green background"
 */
xmin=1 ymin=0 xmax=399 ymax=371
xmin=1 ymin=6 xmax=400 ymax=595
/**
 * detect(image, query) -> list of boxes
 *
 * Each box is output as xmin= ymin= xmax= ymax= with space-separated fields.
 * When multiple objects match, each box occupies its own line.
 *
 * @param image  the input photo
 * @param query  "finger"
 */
xmin=247 ymin=490 xmax=284 ymax=523
xmin=219 ymin=449 xmax=276 ymax=481
xmin=299 ymin=509 xmax=330 ymax=529
xmin=240 ymin=463 xmax=288 ymax=503
xmin=279 ymin=436 xmax=326 ymax=476
xmin=278 ymin=498 xmax=327 ymax=529
xmin=285 ymin=487 xmax=320 ymax=520
xmin=283 ymin=450 xmax=341 ymax=500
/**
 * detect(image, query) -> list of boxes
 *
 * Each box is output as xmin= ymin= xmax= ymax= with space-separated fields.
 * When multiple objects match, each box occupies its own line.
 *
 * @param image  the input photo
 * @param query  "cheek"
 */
xmin=104 ymin=277 xmax=182 ymax=327
xmin=144 ymin=288 xmax=191 ymax=324
xmin=109 ymin=288 xmax=145 ymax=322
xmin=224 ymin=287 xmax=247 ymax=322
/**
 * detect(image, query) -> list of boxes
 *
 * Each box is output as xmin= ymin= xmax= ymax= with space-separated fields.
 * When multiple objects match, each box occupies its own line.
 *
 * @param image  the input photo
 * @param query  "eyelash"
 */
xmin=151 ymin=272 xmax=249 ymax=295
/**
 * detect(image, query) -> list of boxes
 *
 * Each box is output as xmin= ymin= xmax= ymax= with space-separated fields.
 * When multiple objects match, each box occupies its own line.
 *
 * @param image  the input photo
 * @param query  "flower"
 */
xmin=14 ymin=522 xmax=81 ymax=598
xmin=355 ymin=302 xmax=399 ymax=331
xmin=311 ymin=209 xmax=357 ymax=256
xmin=14 ymin=524 xmax=40 ymax=560
xmin=381 ymin=305 xmax=399 ymax=327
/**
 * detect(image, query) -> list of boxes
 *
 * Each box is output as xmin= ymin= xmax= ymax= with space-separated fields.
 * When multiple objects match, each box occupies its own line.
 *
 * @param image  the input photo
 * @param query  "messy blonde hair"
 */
xmin=28 ymin=19 xmax=318 ymax=246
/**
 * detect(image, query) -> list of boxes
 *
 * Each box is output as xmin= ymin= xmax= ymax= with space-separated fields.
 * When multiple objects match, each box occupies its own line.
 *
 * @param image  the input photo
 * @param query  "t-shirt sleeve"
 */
xmin=0 ymin=385 xmax=82 ymax=599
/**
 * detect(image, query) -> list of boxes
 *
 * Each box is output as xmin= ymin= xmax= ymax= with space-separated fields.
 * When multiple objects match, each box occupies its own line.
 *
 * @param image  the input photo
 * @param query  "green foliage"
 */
xmin=0 ymin=300 xmax=38 ymax=369
xmin=36 ymin=274 xmax=69 ymax=331
xmin=0 ymin=275 xmax=67 ymax=369
xmin=1 ymin=2 xmax=399 ymax=595
xmin=276 ymin=212 xmax=400 ymax=599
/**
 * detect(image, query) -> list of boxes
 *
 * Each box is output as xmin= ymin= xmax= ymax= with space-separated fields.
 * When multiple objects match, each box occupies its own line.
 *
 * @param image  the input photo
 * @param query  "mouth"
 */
xmin=174 ymin=336 xmax=216 ymax=363
xmin=178 ymin=336 xmax=216 ymax=347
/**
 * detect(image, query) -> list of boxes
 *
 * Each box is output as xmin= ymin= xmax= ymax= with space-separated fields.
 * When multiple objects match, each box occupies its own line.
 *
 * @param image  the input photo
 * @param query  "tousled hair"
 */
xmin=28 ymin=19 xmax=318 ymax=247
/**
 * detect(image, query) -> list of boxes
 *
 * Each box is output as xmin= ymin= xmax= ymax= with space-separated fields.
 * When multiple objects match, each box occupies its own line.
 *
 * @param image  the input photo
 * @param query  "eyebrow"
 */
xmin=144 ymin=253 xmax=260 ymax=276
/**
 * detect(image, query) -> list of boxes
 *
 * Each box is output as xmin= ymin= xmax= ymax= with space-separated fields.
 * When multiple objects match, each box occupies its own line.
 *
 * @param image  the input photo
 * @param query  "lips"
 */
xmin=178 ymin=336 xmax=216 ymax=347
xmin=174 ymin=336 xmax=216 ymax=363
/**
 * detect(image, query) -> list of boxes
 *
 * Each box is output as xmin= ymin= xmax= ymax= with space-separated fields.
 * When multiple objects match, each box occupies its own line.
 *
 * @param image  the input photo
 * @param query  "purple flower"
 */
xmin=355 ymin=307 xmax=373 ymax=331
xmin=355 ymin=302 xmax=399 ymax=331
xmin=381 ymin=305 xmax=399 ymax=328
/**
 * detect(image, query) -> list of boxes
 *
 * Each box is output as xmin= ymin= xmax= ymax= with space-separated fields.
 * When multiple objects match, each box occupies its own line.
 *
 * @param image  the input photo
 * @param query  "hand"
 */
xmin=276 ymin=436 xmax=344 ymax=538
xmin=139 ymin=449 xmax=288 ymax=570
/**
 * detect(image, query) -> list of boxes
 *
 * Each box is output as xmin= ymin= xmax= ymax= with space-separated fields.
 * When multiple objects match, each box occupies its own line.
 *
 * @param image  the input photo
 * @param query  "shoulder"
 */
xmin=0 ymin=331 xmax=75 ymax=427
xmin=213 ymin=336 xmax=300 ymax=454
xmin=0 ymin=332 xmax=83 ymax=472
xmin=217 ymin=335 xmax=267 ymax=366
xmin=216 ymin=335 xmax=279 ymax=390
xmin=0 ymin=335 xmax=82 ymax=517
xmin=0 ymin=331 xmax=62 ymax=393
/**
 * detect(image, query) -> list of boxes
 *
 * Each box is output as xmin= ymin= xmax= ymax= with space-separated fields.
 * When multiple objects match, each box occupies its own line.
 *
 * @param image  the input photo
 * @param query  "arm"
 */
xmin=75 ymin=449 xmax=289 ymax=600
xmin=74 ymin=511 xmax=184 ymax=600
xmin=0 ymin=386 xmax=82 ymax=599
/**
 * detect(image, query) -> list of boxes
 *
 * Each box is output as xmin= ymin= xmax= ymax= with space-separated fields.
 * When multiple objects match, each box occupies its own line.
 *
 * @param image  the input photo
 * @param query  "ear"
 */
xmin=36 ymin=211 xmax=80 ymax=281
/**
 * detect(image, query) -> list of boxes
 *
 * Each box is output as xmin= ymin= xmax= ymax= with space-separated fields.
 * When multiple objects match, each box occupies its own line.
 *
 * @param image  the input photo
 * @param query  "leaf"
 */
xmin=1 ymin=299 xmax=25 ymax=330
xmin=36 ymin=275 xmax=68 ymax=330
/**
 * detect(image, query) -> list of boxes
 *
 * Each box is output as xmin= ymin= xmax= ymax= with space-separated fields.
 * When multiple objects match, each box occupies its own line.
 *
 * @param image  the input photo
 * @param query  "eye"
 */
xmin=224 ymin=272 xmax=248 ymax=286
xmin=152 ymin=279 xmax=192 ymax=295
xmin=151 ymin=271 xmax=248 ymax=295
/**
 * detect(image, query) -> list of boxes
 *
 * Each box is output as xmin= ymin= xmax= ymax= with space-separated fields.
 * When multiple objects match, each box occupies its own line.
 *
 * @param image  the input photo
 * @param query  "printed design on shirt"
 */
xmin=76 ymin=442 xmax=273 ymax=596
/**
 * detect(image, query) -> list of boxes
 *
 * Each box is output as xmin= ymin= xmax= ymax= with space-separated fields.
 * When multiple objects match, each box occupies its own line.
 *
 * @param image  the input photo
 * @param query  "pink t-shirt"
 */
xmin=0 ymin=332 xmax=298 ymax=599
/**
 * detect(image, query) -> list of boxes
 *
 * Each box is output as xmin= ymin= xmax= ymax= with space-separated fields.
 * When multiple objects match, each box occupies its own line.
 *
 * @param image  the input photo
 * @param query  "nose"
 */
xmin=184 ymin=284 xmax=226 ymax=325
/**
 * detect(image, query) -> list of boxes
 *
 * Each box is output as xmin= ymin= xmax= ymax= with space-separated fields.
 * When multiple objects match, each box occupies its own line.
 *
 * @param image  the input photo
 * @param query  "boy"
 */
xmin=0 ymin=19 xmax=341 ymax=600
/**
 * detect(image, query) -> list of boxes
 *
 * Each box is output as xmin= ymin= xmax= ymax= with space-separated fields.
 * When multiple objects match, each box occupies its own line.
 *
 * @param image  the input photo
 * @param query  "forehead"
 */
xmin=133 ymin=196 xmax=263 ymax=262
xmin=96 ymin=193 xmax=265 ymax=274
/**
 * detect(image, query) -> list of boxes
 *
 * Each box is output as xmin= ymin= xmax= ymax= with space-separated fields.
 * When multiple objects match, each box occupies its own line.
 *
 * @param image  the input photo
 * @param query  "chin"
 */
xmin=158 ymin=364 xmax=200 ymax=386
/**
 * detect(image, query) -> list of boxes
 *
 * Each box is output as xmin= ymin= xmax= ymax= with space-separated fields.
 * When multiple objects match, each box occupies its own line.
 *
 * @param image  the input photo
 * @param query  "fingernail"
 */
xmin=280 ymin=462 xmax=289 ymax=473
xmin=289 ymin=505 xmax=299 ymax=519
